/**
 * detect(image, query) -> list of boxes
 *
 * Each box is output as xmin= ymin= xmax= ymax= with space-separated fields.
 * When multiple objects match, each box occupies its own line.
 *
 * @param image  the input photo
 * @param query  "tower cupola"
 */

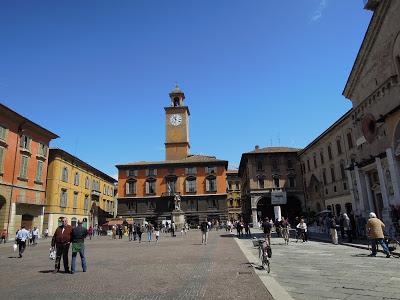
xmin=169 ymin=84 xmax=185 ymax=107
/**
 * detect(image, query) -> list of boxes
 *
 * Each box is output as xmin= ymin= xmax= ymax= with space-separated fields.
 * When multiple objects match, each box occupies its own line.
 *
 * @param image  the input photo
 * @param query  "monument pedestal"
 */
xmin=171 ymin=210 xmax=185 ymax=230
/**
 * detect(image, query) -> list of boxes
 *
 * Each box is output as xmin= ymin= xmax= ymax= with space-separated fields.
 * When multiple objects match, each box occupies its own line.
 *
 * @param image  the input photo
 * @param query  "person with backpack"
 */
xmin=200 ymin=220 xmax=209 ymax=245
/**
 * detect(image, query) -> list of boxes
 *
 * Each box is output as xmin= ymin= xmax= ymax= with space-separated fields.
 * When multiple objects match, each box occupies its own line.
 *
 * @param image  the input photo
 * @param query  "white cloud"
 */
xmin=311 ymin=0 xmax=328 ymax=22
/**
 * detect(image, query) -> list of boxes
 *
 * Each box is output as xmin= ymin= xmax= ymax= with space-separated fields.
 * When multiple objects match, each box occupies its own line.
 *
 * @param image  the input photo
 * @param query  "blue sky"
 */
xmin=0 ymin=0 xmax=372 ymax=178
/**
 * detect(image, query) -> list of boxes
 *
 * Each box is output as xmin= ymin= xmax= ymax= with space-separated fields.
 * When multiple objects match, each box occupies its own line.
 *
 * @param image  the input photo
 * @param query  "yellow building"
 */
xmin=226 ymin=170 xmax=242 ymax=221
xmin=44 ymin=148 xmax=117 ymax=234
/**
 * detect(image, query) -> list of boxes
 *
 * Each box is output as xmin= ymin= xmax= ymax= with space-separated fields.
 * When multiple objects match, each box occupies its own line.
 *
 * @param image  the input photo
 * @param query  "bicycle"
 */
xmin=257 ymin=239 xmax=271 ymax=273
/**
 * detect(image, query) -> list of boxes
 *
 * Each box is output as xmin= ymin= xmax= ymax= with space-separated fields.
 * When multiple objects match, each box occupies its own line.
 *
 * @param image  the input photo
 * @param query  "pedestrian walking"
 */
xmin=200 ymin=220 xmax=209 ymax=245
xmin=171 ymin=221 xmax=176 ymax=237
xmin=366 ymin=212 xmax=391 ymax=258
xmin=44 ymin=228 xmax=49 ymax=239
xmin=71 ymin=220 xmax=87 ymax=274
xmin=32 ymin=227 xmax=39 ymax=245
xmin=137 ymin=225 xmax=143 ymax=243
xmin=155 ymin=227 xmax=160 ymax=243
xmin=118 ymin=225 xmax=123 ymax=239
xmin=51 ymin=217 xmax=73 ymax=274
xmin=342 ymin=213 xmax=352 ymax=243
xmin=1 ymin=228 xmax=7 ymax=244
xmin=329 ymin=214 xmax=338 ymax=245
xmin=87 ymin=226 xmax=93 ymax=240
xmin=128 ymin=223 xmax=133 ymax=241
xmin=244 ymin=222 xmax=251 ymax=237
xmin=133 ymin=222 xmax=137 ymax=241
xmin=15 ymin=225 xmax=29 ymax=258
xmin=147 ymin=223 xmax=153 ymax=242
xmin=112 ymin=225 xmax=117 ymax=239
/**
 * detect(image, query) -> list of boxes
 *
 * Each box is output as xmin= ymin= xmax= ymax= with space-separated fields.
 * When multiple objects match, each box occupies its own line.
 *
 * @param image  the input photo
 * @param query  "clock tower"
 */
xmin=165 ymin=85 xmax=190 ymax=160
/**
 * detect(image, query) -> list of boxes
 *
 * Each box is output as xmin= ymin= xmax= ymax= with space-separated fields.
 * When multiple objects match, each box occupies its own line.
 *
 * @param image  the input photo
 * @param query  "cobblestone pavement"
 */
xmin=0 ymin=230 xmax=271 ymax=300
xmin=237 ymin=230 xmax=400 ymax=300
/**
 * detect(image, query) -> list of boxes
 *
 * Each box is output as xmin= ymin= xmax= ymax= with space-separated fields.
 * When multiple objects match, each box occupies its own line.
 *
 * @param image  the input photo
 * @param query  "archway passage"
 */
xmin=21 ymin=214 xmax=34 ymax=230
xmin=256 ymin=196 xmax=302 ymax=225
xmin=0 ymin=196 xmax=7 ymax=230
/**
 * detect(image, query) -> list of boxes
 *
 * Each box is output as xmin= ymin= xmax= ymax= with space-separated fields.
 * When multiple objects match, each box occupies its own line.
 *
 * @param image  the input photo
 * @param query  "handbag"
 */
xmin=49 ymin=248 xmax=56 ymax=260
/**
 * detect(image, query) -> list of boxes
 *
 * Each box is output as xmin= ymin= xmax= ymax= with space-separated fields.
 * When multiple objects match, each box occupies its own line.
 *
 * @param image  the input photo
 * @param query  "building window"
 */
xmin=20 ymin=135 xmax=31 ymax=150
xmin=186 ymin=167 xmax=197 ymax=175
xmin=347 ymin=133 xmax=354 ymax=149
xmin=274 ymin=177 xmax=280 ymax=188
xmin=126 ymin=180 xmax=136 ymax=195
xmin=146 ymin=180 xmax=156 ymax=194
xmin=325 ymin=188 xmax=328 ymax=195
xmin=186 ymin=178 xmax=196 ymax=193
xmin=62 ymin=167 xmax=68 ymax=182
xmin=166 ymin=178 xmax=177 ymax=194
xmin=0 ymin=146 xmax=4 ymax=173
xmin=103 ymin=184 xmax=106 ymax=194
xmin=206 ymin=177 xmax=217 ymax=192
xmin=257 ymin=161 xmax=263 ymax=171
xmin=336 ymin=139 xmax=342 ymax=155
xmin=289 ymin=177 xmax=295 ymax=188
xmin=235 ymin=182 xmax=240 ymax=190
xmin=127 ymin=169 xmax=138 ymax=177
xmin=84 ymin=195 xmax=89 ymax=211
xmin=146 ymin=169 xmax=157 ymax=177
xmin=313 ymin=155 xmax=317 ymax=168
xmin=38 ymin=143 xmax=48 ymax=157
xmin=85 ymin=177 xmax=89 ymax=189
xmin=328 ymin=145 xmax=333 ymax=160
xmin=320 ymin=152 xmax=324 ymax=164
xmin=19 ymin=155 xmax=29 ymax=179
xmin=322 ymin=169 xmax=327 ymax=185
xmin=73 ymin=192 xmax=78 ymax=209
xmin=229 ymin=199 xmax=233 ymax=207
xmin=208 ymin=199 xmax=217 ymax=209
xmin=287 ymin=160 xmax=293 ymax=169
xmin=343 ymin=182 xmax=347 ymax=190
xmin=35 ymin=160 xmax=44 ymax=182
xmin=340 ymin=163 xmax=346 ymax=180
xmin=60 ymin=189 xmax=68 ymax=208
xmin=206 ymin=166 xmax=217 ymax=174
xmin=258 ymin=178 xmax=264 ymax=189
xmin=330 ymin=166 xmax=336 ymax=182
xmin=0 ymin=125 xmax=7 ymax=141
xmin=188 ymin=199 xmax=197 ymax=210
xmin=307 ymin=160 xmax=310 ymax=172
xmin=334 ymin=185 xmax=337 ymax=192
xmin=74 ymin=172 xmax=80 ymax=186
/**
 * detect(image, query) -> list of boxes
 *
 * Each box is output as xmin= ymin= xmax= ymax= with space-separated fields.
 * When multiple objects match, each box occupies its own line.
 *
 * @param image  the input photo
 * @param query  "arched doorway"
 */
xmin=0 ymin=196 xmax=7 ymax=229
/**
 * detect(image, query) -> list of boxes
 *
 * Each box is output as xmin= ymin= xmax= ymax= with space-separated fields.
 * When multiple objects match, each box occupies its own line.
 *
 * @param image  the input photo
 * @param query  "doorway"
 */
xmin=21 ymin=214 xmax=34 ymax=230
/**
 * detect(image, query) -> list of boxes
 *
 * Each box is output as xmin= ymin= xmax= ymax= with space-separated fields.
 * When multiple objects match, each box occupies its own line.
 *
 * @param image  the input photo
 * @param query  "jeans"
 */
xmin=71 ymin=245 xmax=87 ymax=273
xmin=18 ymin=240 xmax=26 ymax=257
xmin=201 ymin=231 xmax=208 ymax=244
xmin=147 ymin=232 xmax=152 ymax=242
xmin=371 ymin=238 xmax=390 ymax=256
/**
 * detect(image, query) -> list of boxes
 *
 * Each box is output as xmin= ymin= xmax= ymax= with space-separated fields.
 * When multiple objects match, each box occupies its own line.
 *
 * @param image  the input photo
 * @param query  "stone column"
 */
xmin=346 ymin=170 xmax=358 ymax=213
xmin=376 ymin=157 xmax=391 ymax=226
xmin=364 ymin=173 xmax=375 ymax=214
xmin=38 ymin=206 xmax=45 ymax=239
xmin=251 ymin=208 xmax=258 ymax=226
xmin=354 ymin=166 xmax=367 ymax=216
xmin=8 ymin=203 xmax=16 ymax=240
xmin=274 ymin=206 xmax=282 ymax=221
xmin=386 ymin=148 xmax=400 ymax=205
xmin=48 ymin=214 xmax=54 ymax=236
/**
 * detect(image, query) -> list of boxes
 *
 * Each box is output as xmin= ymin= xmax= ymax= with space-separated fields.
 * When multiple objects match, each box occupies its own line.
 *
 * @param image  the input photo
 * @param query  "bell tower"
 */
xmin=165 ymin=85 xmax=190 ymax=160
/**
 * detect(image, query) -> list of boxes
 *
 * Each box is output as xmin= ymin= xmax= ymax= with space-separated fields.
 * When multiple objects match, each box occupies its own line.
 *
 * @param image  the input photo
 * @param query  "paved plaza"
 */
xmin=1 ymin=230 xmax=400 ymax=300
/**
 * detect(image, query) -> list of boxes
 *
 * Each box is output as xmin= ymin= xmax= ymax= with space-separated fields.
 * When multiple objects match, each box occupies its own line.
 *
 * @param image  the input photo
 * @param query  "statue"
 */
xmin=174 ymin=194 xmax=181 ymax=211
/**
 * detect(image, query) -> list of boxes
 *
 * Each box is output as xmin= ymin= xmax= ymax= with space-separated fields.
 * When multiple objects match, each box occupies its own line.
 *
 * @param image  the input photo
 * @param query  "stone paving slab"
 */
xmin=0 ymin=230 xmax=271 ymax=300
xmin=235 ymin=229 xmax=400 ymax=300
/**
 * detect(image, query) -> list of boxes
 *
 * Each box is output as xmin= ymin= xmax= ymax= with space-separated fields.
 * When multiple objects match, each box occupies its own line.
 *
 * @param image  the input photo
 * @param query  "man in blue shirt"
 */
xmin=15 ymin=225 xmax=30 ymax=258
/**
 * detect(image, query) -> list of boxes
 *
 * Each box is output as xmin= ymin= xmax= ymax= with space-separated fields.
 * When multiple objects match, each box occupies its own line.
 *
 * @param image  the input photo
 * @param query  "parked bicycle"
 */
xmin=257 ymin=239 xmax=271 ymax=273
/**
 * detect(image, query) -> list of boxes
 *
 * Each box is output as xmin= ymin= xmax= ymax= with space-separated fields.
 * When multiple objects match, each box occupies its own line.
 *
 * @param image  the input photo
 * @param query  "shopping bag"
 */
xmin=49 ymin=248 xmax=56 ymax=260
xmin=13 ymin=243 xmax=17 ymax=252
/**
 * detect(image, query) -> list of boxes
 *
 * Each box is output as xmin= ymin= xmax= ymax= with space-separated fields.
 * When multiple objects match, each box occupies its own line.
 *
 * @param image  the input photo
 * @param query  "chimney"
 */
xmin=255 ymin=145 xmax=260 ymax=150
xmin=364 ymin=0 xmax=380 ymax=11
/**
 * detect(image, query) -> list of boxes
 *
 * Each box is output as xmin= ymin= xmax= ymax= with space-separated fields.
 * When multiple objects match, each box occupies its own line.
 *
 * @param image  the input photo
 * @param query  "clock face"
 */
xmin=170 ymin=114 xmax=182 ymax=126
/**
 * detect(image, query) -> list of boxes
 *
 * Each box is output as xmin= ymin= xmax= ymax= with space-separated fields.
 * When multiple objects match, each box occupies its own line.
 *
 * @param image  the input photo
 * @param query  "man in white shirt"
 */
xmin=32 ymin=227 xmax=39 ymax=245
xmin=15 ymin=226 xmax=30 ymax=258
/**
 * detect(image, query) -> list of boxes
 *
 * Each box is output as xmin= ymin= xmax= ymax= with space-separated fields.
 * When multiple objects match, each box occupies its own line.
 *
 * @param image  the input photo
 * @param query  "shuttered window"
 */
xmin=0 ymin=146 xmax=4 ymax=173
xmin=146 ymin=180 xmax=156 ymax=194
xmin=60 ymin=189 xmax=68 ymax=207
xmin=0 ymin=125 xmax=7 ymax=141
xmin=126 ymin=181 xmax=136 ymax=195
xmin=206 ymin=177 xmax=216 ymax=192
xmin=73 ymin=192 xmax=78 ymax=209
xmin=62 ymin=167 xmax=68 ymax=182
xmin=20 ymin=135 xmax=31 ymax=150
xmin=186 ymin=178 xmax=196 ymax=193
xmin=19 ymin=155 xmax=29 ymax=178
xmin=35 ymin=160 xmax=43 ymax=182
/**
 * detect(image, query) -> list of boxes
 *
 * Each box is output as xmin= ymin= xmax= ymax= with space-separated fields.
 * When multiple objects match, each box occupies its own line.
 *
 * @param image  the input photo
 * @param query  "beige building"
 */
xmin=340 ymin=0 xmax=400 ymax=233
xmin=239 ymin=146 xmax=304 ymax=225
xmin=226 ymin=170 xmax=242 ymax=221
xmin=299 ymin=110 xmax=357 ymax=217
xmin=44 ymin=148 xmax=117 ymax=234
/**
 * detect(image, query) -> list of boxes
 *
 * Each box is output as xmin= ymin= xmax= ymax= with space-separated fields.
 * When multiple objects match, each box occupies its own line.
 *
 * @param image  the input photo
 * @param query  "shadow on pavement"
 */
xmin=351 ymin=253 xmax=387 ymax=259
xmin=38 ymin=270 xmax=55 ymax=273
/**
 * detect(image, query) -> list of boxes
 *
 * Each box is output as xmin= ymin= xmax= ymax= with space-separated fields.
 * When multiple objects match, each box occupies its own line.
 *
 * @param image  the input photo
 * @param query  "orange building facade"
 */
xmin=0 ymin=103 xmax=58 ymax=239
xmin=116 ymin=87 xmax=228 ymax=225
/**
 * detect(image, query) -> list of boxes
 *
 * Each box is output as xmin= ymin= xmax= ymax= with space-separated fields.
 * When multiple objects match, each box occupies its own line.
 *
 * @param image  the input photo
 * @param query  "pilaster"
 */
xmin=386 ymin=148 xmax=400 ymax=205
